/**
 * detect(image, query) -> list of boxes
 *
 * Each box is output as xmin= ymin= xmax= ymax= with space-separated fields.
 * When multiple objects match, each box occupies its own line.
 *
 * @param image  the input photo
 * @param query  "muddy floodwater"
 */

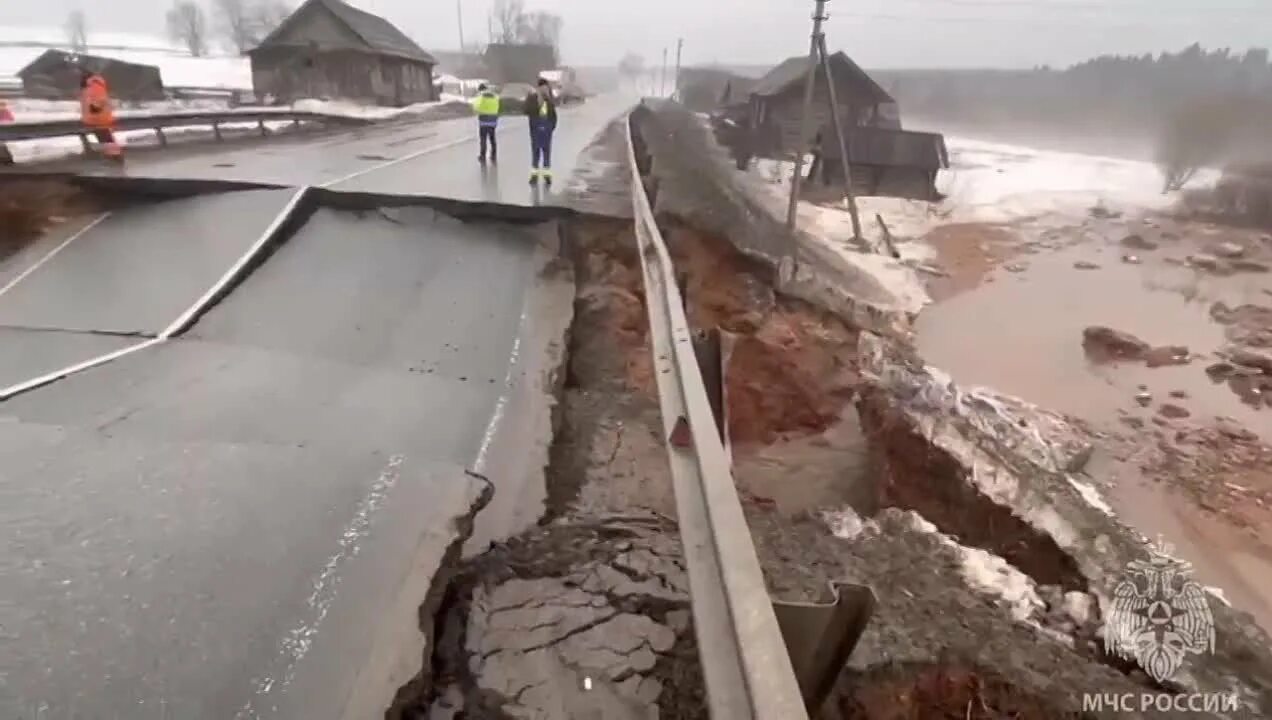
xmin=917 ymin=242 xmax=1270 ymax=438
xmin=915 ymin=229 xmax=1272 ymax=634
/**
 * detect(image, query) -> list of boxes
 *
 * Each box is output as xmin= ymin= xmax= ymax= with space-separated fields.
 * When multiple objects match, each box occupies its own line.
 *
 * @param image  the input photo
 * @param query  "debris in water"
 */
xmin=1213 ymin=241 xmax=1247 ymax=259
xmin=1073 ymin=260 xmax=1101 ymax=270
xmin=1229 ymin=348 xmax=1272 ymax=374
xmin=1121 ymin=254 xmax=1141 ymax=264
xmin=1158 ymin=403 xmax=1191 ymax=419
xmin=1121 ymin=234 xmax=1158 ymax=250
xmin=1135 ymin=391 xmax=1153 ymax=407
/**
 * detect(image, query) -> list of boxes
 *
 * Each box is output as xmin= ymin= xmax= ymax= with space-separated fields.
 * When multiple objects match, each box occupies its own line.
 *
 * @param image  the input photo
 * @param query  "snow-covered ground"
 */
xmin=759 ymin=136 xmax=1219 ymax=252
xmin=0 ymin=26 xmax=251 ymax=90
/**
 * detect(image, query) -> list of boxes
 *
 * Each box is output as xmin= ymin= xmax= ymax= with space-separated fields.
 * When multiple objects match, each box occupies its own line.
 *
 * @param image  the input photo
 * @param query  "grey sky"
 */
xmin=2 ymin=0 xmax=1269 ymax=69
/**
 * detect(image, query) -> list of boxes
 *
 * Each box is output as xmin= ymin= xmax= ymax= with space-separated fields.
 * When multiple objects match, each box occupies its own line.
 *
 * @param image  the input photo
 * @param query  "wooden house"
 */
xmin=748 ymin=51 xmax=900 ymax=156
xmin=19 ymin=50 xmax=164 ymax=101
xmin=248 ymin=0 xmax=436 ymax=106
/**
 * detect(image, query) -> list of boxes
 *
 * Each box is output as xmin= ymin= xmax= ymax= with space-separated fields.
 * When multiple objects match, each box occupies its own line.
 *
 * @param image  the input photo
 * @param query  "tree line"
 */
xmin=63 ymin=0 xmax=291 ymax=58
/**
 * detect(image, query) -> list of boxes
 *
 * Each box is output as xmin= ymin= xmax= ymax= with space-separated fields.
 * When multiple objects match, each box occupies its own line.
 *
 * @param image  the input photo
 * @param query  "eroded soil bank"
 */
xmin=388 ymin=105 xmax=1272 ymax=719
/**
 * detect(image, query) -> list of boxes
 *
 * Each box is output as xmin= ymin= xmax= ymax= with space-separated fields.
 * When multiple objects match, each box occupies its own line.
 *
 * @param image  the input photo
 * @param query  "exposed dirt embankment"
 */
xmin=0 ymin=180 xmax=97 ymax=259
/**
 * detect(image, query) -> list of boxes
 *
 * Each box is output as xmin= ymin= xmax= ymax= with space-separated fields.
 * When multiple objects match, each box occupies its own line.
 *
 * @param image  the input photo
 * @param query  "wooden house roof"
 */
xmin=253 ymin=0 xmax=434 ymax=63
xmin=752 ymin=52 xmax=893 ymax=105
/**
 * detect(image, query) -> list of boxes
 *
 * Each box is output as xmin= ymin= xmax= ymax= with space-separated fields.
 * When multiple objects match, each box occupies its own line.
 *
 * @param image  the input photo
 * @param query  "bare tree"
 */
xmin=213 ymin=0 xmax=255 ymax=52
xmin=251 ymin=0 xmax=292 ymax=40
xmin=167 ymin=0 xmax=209 ymax=56
xmin=488 ymin=0 xmax=525 ymax=44
xmin=520 ymin=11 xmax=562 ymax=63
xmin=65 ymin=10 xmax=89 ymax=53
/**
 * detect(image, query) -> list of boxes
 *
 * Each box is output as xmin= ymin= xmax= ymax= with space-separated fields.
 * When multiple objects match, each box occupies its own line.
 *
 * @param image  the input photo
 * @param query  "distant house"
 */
xmin=675 ymin=66 xmax=754 ymax=113
xmin=430 ymin=49 xmax=488 ymax=79
xmin=748 ymin=51 xmax=900 ymax=156
xmin=248 ymin=0 xmax=436 ymax=106
xmin=18 ymin=50 xmax=165 ymax=101
xmin=484 ymin=43 xmax=556 ymax=85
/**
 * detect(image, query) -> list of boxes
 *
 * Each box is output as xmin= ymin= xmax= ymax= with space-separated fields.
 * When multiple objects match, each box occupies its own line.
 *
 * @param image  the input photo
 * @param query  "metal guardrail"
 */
xmin=622 ymin=107 xmax=811 ymax=719
xmin=0 ymin=109 xmax=371 ymax=145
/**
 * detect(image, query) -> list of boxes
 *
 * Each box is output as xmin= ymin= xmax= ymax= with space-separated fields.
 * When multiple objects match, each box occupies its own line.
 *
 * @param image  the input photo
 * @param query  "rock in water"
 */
xmin=1144 ymin=345 xmax=1191 ymax=367
xmin=1083 ymin=326 xmax=1150 ymax=361
xmin=1230 ymin=347 xmax=1272 ymax=374
xmin=1121 ymin=234 xmax=1158 ymax=250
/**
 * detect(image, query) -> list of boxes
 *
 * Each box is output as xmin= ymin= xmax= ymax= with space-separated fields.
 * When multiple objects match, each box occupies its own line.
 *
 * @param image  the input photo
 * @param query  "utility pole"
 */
xmin=456 ymin=0 xmax=465 ymax=52
xmin=673 ymin=38 xmax=684 ymax=101
xmin=785 ymin=0 xmax=862 ymax=241
xmin=660 ymin=47 xmax=668 ymax=97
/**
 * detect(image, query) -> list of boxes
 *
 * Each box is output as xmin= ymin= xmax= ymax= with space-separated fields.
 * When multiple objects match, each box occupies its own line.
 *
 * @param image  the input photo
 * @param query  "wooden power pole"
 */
xmin=785 ymin=0 xmax=862 ymax=241
xmin=660 ymin=47 xmax=668 ymax=96
xmin=456 ymin=0 xmax=465 ymax=52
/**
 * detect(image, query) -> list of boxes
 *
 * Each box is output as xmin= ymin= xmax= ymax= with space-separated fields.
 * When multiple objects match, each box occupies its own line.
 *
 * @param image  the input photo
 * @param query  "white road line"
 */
xmin=318 ymin=123 xmax=520 ymax=189
xmin=0 ymin=212 xmax=110 ymax=300
xmin=160 ymin=186 xmax=310 ymax=339
xmin=0 ymin=338 xmax=162 ymax=401
xmin=1 ymin=187 xmax=310 ymax=401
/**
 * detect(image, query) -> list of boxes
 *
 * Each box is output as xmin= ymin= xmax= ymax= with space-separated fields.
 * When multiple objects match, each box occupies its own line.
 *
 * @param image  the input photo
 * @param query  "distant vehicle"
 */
xmin=539 ymin=68 xmax=584 ymax=104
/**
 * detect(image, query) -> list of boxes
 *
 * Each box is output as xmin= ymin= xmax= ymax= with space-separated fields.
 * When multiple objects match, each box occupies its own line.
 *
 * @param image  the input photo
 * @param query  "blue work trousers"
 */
xmin=529 ymin=121 xmax=554 ymax=169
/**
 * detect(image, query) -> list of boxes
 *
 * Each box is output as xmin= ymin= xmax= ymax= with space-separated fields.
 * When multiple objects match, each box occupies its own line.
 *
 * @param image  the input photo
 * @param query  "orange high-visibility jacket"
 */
xmin=80 ymin=75 xmax=114 ymax=128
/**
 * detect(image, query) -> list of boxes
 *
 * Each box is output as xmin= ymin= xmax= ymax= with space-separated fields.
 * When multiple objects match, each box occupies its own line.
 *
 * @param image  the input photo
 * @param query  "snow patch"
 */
xmin=1207 ymin=586 xmax=1233 ymax=607
xmin=822 ymin=507 xmax=875 ymax=540
xmin=902 ymin=508 xmax=1046 ymax=624
xmin=1067 ymin=477 xmax=1114 ymax=516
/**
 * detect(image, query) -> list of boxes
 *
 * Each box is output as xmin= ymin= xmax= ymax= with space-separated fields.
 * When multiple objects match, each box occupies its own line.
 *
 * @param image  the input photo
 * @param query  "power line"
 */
xmin=834 ymin=11 xmax=1271 ymax=28
xmin=882 ymin=0 xmax=1270 ymax=10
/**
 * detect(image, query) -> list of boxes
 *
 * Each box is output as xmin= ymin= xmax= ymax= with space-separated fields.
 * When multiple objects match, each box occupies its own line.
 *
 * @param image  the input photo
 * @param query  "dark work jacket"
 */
xmin=524 ymin=91 xmax=558 ymax=131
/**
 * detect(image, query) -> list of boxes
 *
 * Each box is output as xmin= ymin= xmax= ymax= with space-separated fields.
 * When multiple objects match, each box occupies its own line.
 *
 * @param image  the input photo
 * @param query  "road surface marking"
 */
xmin=0 ymin=212 xmax=110 ymax=300
xmin=319 ymin=124 xmax=520 ymax=189
xmin=472 ymin=312 xmax=525 ymax=477
xmin=0 ymin=337 xmax=162 ymax=401
xmin=160 ymin=186 xmax=311 ymax=339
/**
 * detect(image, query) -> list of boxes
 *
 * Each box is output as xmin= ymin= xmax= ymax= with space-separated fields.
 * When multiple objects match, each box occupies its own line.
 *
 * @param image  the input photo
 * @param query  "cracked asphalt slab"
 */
xmin=420 ymin=516 xmax=701 ymax=720
xmin=0 ymin=189 xmax=296 ymax=336
xmin=0 ymin=205 xmax=560 ymax=718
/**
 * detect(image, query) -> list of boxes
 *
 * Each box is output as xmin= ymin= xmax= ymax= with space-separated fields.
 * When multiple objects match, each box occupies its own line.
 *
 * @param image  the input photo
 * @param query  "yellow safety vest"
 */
xmin=472 ymin=93 xmax=500 ymax=117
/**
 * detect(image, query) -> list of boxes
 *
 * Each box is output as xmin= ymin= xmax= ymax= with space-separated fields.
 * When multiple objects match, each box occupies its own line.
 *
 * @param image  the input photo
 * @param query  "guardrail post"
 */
xmin=155 ymin=127 xmax=168 ymax=147
xmin=212 ymin=122 xmax=223 ymax=142
xmin=79 ymin=133 xmax=91 ymax=154
xmin=258 ymin=119 xmax=268 ymax=137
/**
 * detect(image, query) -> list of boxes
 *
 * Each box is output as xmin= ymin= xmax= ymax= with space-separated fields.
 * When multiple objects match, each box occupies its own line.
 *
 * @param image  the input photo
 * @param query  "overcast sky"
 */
xmin=3 ymin=0 xmax=1270 ymax=69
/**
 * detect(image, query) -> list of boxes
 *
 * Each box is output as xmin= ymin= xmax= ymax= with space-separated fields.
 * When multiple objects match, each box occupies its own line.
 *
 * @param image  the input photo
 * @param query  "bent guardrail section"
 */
xmin=623 ymin=106 xmax=811 ymax=720
xmin=0 ymin=109 xmax=371 ymax=145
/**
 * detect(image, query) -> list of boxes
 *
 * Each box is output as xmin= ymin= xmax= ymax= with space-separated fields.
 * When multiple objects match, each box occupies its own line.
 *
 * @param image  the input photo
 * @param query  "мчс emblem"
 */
xmin=1105 ymin=538 xmax=1215 ymax=683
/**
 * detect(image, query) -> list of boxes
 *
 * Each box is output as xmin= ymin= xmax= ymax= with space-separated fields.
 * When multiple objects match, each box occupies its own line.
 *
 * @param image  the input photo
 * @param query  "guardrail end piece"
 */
xmin=773 ymin=582 xmax=876 ymax=714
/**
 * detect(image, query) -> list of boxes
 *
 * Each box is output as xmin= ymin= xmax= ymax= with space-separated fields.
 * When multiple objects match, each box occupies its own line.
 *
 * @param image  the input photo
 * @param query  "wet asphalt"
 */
xmin=0 ymin=96 xmax=632 ymax=718
xmin=62 ymin=96 xmax=635 ymax=205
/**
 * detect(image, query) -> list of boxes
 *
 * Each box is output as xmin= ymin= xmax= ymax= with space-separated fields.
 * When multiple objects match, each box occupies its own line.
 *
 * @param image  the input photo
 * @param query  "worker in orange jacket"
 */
xmin=80 ymin=70 xmax=123 ymax=160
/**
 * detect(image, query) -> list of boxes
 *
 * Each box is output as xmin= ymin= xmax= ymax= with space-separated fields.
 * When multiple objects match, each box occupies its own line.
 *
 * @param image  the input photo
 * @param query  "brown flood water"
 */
xmin=916 ymin=238 xmax=1272 ymax=633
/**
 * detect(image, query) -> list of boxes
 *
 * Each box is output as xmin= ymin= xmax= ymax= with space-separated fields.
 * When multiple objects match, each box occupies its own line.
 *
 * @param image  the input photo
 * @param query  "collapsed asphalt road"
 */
xmin=0 ymin=99 xmax=629 ymax=719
